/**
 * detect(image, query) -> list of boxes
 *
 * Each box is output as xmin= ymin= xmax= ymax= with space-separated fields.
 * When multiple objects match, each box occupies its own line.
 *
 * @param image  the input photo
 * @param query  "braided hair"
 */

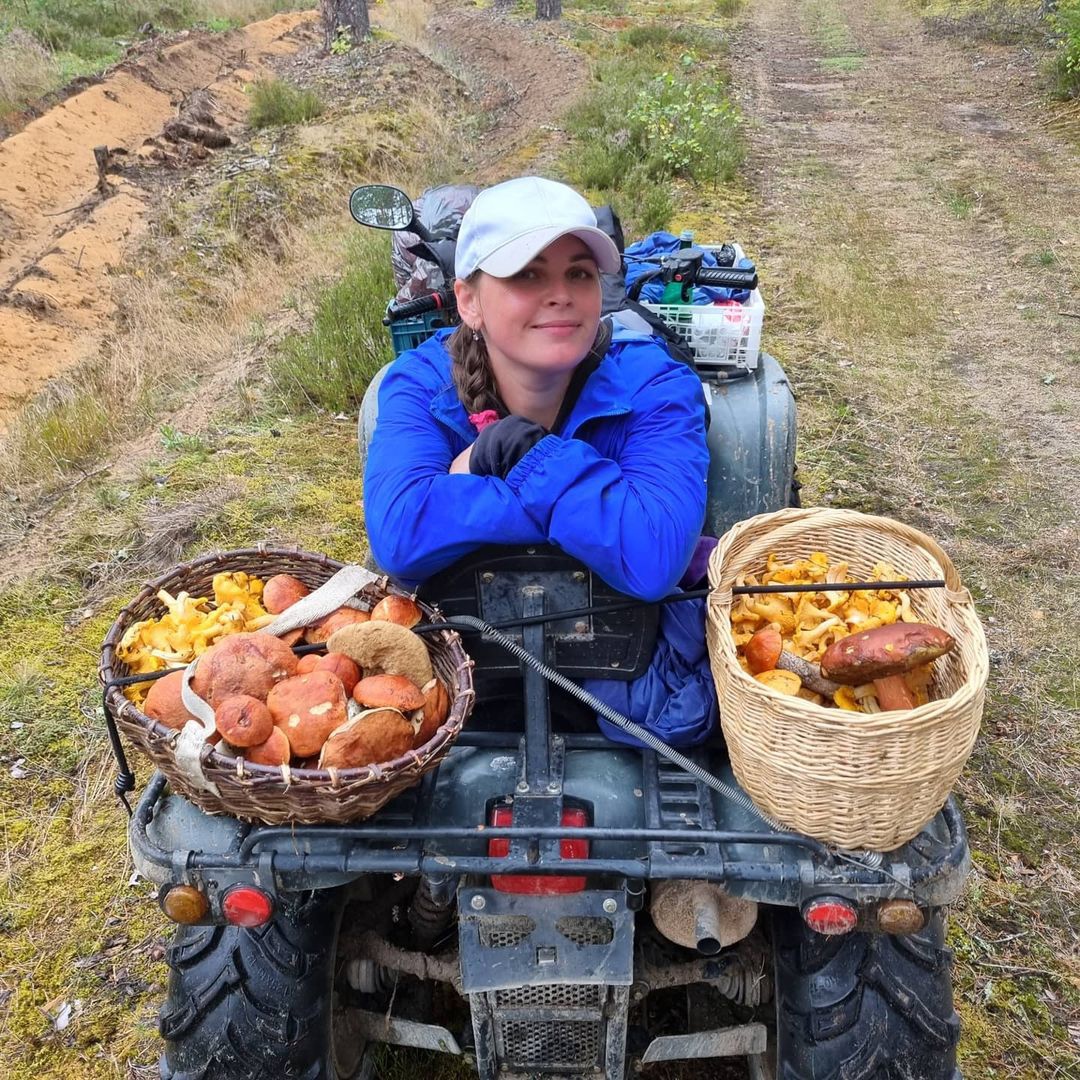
xmin=447 ymin=322 xmax=503 ymax=417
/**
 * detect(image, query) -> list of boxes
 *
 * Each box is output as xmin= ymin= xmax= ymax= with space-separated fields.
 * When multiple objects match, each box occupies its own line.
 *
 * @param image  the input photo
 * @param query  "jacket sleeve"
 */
xmin=363 ymin=360 xmax=547 ymax=585
xmin=504 ymin=359 xmax=709 ymax=601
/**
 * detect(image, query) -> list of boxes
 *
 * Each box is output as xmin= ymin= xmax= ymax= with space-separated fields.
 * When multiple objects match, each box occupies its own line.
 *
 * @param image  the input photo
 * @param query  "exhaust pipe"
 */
xmin=650 ymin=881 xmax=757 ymax=954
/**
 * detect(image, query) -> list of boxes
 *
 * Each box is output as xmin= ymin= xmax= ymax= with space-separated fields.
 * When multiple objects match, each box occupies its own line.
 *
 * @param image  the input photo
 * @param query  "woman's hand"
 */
xmin=449 ymin=445 xmax=473 ymax=474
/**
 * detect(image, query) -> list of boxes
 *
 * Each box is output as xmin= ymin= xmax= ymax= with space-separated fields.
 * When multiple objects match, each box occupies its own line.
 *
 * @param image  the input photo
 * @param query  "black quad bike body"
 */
xmin=121 ymin=186 xmax=970 ymax=1079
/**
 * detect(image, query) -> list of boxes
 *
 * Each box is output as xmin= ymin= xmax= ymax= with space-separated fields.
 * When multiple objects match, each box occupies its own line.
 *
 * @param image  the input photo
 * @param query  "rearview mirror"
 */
xmin=349 ymin=185 xmax=415 ymax=230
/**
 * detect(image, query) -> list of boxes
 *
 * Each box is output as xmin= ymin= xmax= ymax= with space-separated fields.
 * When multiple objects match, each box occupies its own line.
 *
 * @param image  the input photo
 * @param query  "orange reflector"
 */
xmin=221 ymin=886 xmax=274 ymax=927
xmin=161 ymin=885 xmax=209 ymax=924
xmin=802 ymin=896 xmax=858 ymax=936
xmin=876 ymin=899 xmax=926 ymax=935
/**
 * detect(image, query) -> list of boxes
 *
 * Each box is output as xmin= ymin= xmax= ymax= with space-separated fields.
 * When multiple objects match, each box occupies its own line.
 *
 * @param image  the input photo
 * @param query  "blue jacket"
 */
xmin=364 ymin=328 xmax=709 ymax=601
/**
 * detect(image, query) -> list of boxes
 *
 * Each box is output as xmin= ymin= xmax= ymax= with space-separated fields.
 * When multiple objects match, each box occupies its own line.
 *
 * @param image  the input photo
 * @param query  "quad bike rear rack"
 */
xmin=129 ymin=729 xmax=970 ymax=910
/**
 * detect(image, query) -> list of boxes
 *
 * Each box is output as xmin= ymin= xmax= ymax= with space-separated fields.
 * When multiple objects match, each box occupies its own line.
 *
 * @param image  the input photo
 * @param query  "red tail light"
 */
xmin=221 ymin=885 xmax=274 ymax=927
xmin=488 ymin=804 xmax=588 ymax=894
xmin=802 ymin=896 xmax=858 ymax=936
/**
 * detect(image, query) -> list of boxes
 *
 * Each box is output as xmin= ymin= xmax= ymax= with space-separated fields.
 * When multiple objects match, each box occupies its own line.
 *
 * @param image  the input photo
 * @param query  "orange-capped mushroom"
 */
xmin=143 ymin=669 xmax=199 ymax=731
xmin=244 ymin=727 xmax=291 ymax=766
xmin=262 ymin=574 xmax=310 ymax=614
xmin=214 ymin=695 xmax=274 ymax=748
xmin=318 ymin=708 xmax=415 ymax=770
xmin=304 ymin=606 xmax=370 ymax=644
xmin=191 ymin=632 xmax=297 ymax=708
xmin=353 ymin=673 xmax=425 ymax=713
xmin=370 ymin=595 xmax=423 ymax=629
xmin=266 ymin=670 xmax=348 ymax=758
xmin=315 ymin=653 xmax=361 ymax=695
xmin=414 ymin=677 xmax=451 ymax=747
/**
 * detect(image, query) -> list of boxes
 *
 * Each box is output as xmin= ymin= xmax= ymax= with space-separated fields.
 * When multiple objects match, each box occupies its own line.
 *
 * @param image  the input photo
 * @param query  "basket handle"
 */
xmin=709 ymin=507 xmax=974 ymax=604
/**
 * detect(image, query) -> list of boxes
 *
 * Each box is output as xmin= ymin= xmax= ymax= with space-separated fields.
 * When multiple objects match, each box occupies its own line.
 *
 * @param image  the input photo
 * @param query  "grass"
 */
xmin=916 ymin=0 xmax=1052 ymax=47
xmin=781 ymin=199 xmax=933 ymax=344
xmin=0 ymin=94 xmax=457 ymax=493
xmin=801 ymin=0 xmax=864 ymax=72
xmin=759 ymin=151 xmax=1080 ymax=1077
xmin=1048 ymin=0 xmax=1080 ymax=98
xmin=270 ymin=231 xmax=396 ymax=414
xmin=0 ymin=0 xmax=305 ymax=118
xmin=247 ymin=76 xmax=325 ymax=127
xmin=560 ymin=22 xmax=743 ymax=235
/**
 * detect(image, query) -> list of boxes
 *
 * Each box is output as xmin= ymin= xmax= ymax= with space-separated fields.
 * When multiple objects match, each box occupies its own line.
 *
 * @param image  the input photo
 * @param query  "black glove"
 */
xmin=469 ymin=416 xmax=549 ymax=480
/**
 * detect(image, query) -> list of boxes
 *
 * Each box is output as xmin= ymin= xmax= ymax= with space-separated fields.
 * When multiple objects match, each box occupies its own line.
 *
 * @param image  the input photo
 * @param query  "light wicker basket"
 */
xmin=100 ymin=548 xmax=475 ymax=825
xmin=707 ymin=507 xmax=987 ymax=851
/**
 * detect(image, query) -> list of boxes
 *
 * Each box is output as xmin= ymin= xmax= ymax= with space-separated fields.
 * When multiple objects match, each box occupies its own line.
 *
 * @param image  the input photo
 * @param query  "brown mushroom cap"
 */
xmin=143 ymin=669 xmax=199 ymax=731
xmin=214 ymin=694 xmax=274 ymax=748
xmin=820 ymin=623 xmax=956 ymax=685
xmin=304 ymin=606 xmax=370 ymax=645
xmin=353 ymin=673 xmax=425 ymax=712
xmin=745 ymin=625 xmax=782 ymax=675
xmin=248 ymin=633 xmax=299 ymax=679
xmin=318 ymin=708 xmax=415 ymax=770
xmin=370 ymin=594 xmax=423 ymax=629
xmin=266 ymin=670 xmax=348 ymax=758
xmin=244 ymin=727 xmax=291 ymax=766
xmin=262 ymin=574 xmax=310 ymax=614
xmin=191 ymin=632 xmax=296 ymax=708
xmin=315 ymin=653 xmax=361 ymax=695
xmin=328 ymin=620 xmax=433 ymax=688
xmin=414 ymin=677 xmax=451 ymax=748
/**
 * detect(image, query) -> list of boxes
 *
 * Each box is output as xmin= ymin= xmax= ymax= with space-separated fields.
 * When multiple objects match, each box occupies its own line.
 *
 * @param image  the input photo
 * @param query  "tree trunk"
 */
xmin=320 ymin=0 xmax=370 ymax=50
xmin=535 ymin=0 xmax=561 ymax=19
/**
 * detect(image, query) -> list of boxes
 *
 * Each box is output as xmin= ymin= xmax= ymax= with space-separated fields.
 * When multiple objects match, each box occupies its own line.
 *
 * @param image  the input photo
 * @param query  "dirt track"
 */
xmin=0 ymin=11 xmax=320 ymax=420
xmin=732 ymin=0 xmax=1079 ymax=492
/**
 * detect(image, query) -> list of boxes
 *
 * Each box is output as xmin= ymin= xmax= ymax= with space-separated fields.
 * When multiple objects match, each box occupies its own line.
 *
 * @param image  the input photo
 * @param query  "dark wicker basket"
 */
xmin=100 ymin=547 xmax=475 ymax=824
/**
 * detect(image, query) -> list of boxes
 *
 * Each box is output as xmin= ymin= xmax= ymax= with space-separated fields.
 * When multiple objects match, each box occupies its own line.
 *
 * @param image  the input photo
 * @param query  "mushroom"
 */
xmin=262 ymin=574 xmax=310 ymax=614
xmin=745 ymin=626 xmax=840 ymax=696
xmin=820 ymin=622 xmax=956 ymax=712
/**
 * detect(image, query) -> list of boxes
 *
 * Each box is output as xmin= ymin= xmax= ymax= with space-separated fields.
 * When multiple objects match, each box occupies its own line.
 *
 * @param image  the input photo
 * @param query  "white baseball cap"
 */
xmin=454 ymin=176 xmax=622 ymax=280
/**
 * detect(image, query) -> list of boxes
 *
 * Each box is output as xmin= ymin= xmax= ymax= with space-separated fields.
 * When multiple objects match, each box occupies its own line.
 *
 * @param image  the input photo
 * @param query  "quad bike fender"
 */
xmin=702 ymin=353 xmax=798 ymax=538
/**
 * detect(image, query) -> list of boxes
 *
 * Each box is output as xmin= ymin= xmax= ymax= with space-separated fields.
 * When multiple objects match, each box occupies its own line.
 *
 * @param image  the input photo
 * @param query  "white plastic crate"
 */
xmin=643 ymin=287 xmax=764 ymax=371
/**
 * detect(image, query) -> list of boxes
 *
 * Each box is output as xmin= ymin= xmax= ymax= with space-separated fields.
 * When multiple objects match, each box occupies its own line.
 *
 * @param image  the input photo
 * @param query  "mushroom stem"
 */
xmin=872 ymin=674 xmax=917 ymax=711
xmin=776 ymin=651 xmax=841 ymax=697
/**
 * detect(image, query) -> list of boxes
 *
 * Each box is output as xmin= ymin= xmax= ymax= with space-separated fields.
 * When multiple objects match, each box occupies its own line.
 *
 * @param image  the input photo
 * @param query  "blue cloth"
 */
xmin=584 ymin=597 xmax=717 ymax=748
xmin=624 ymin=232 xmax=754 ymax=305
xmin=364 ymin=328 xmax=710 ymax=601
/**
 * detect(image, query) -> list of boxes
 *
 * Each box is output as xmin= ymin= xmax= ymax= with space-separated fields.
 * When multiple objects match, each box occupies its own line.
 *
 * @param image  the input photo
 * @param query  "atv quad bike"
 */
xmin=116 ymin=186 xmax=970 ymax=1080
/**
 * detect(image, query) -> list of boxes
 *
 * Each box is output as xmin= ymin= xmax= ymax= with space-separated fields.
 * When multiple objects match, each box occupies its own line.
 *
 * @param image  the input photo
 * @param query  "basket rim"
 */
xmin=706 ymin=506 xmax=989 ymax=725
xmin=99 ymin=546 xmax=474 ymax=786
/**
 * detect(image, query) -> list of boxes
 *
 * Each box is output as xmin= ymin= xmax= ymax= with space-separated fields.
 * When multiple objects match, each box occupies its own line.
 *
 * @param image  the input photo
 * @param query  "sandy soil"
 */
xmin=0 ymin=11 xmax=320 ymax=421
xmin=427 ymin=1 xmax=589 ymax=179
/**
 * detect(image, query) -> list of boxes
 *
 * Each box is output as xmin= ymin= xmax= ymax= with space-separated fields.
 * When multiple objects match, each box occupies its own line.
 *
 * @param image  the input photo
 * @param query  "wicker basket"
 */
xmin=707 ymin=507 xmax=987 ymax=851
xmin=100 ymin=548 xmax=475 ymax=825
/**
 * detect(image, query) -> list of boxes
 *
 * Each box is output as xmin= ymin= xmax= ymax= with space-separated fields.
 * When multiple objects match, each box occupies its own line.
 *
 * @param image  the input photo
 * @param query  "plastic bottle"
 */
xmin=678 ymin=229 xmax=695 ymax=250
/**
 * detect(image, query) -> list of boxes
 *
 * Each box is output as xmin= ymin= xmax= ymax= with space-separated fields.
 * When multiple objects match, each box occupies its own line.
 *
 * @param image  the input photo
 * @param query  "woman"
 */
xmin=364 ymin=176 xmax=711 ymax=604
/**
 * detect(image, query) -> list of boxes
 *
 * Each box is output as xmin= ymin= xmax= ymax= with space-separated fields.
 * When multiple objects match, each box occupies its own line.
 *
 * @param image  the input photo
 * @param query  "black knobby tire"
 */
xmin=772 ymin=907 xmax=961 ymax=1080
xmin=158 ymin=889 xmax=363 ymax=1080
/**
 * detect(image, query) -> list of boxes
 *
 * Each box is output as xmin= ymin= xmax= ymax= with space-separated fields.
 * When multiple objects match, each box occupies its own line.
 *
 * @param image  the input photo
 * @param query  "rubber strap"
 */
xmin=174 ymin=655 xmax=220 ymax=797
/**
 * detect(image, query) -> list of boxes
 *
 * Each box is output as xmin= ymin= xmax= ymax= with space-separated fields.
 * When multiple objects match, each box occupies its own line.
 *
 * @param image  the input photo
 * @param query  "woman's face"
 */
xmin=454 ymin=234 xmax=603 ymax=384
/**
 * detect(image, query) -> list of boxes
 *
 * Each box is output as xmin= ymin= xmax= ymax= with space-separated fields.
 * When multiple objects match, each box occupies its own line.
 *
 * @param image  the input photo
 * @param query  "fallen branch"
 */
xmin=42 ymin=199 xmax=99 ymax=218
